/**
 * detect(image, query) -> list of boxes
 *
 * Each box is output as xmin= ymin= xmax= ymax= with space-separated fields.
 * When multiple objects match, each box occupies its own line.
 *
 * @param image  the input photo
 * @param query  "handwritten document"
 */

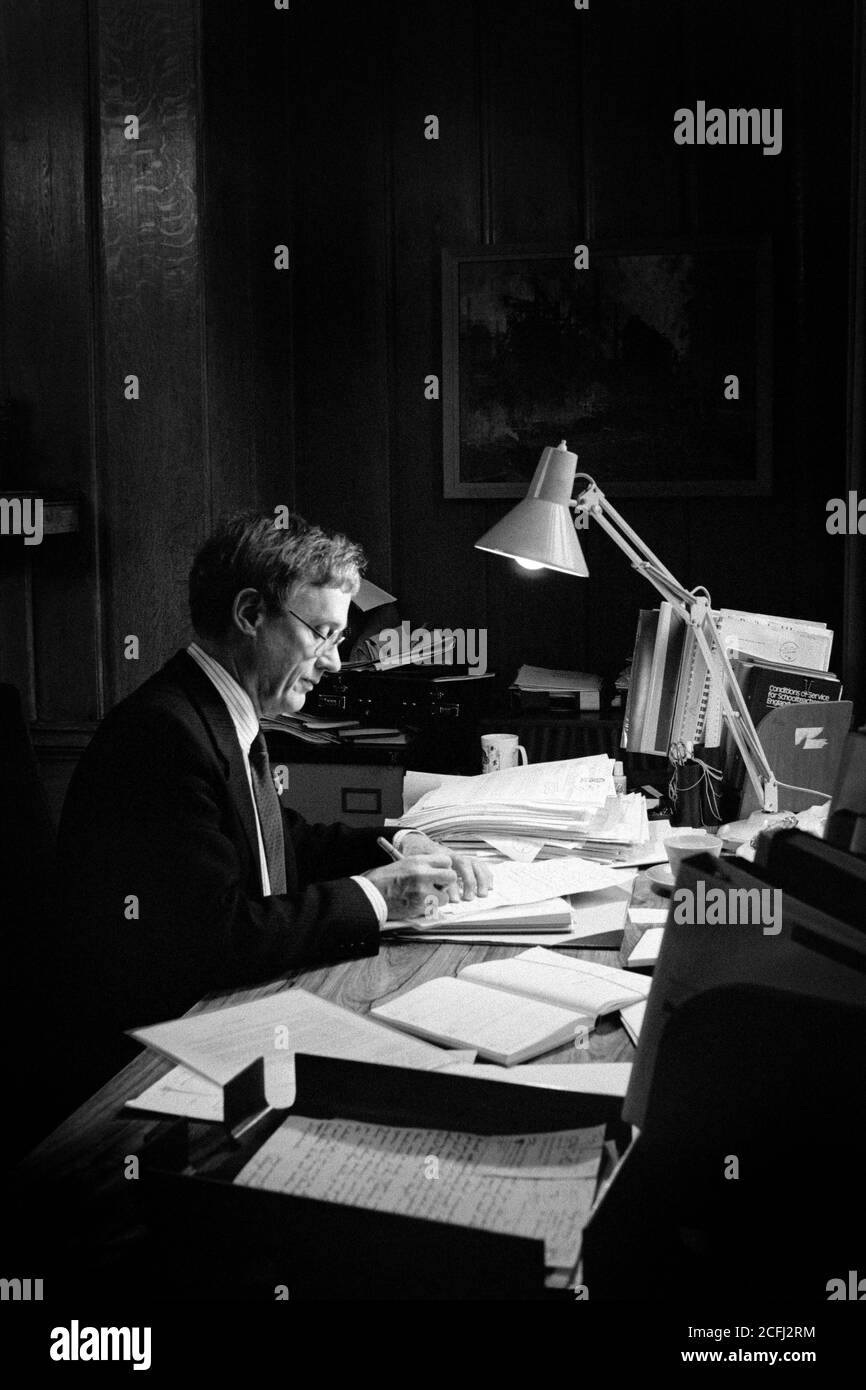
xmin=236 ymin=1117 xmax=604 ymax=1268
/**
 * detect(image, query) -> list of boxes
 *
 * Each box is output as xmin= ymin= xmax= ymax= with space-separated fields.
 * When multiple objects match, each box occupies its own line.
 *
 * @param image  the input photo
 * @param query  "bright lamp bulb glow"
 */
xmin=515 ymin=557 xmax=544 ymax=570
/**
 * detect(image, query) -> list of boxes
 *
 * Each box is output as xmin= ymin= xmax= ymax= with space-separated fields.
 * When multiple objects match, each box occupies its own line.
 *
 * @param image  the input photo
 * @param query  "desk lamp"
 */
xmin=474 ymin=439 xmax=780 ymax=813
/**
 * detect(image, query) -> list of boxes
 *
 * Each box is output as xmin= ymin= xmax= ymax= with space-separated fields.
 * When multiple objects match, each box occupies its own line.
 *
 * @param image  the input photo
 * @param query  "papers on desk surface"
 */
xmin=440 ymin=1060 xmax=633 ymax=1097
xmin=386 ymin=858 xmax=623 ymax=937
xmin=411 ymin=879 xmax=634 ymax=947
xmin=129 ymin=988 xmax=472 ymax=1108
xmin=235 ymin=1114 xmax=605 ymax=1269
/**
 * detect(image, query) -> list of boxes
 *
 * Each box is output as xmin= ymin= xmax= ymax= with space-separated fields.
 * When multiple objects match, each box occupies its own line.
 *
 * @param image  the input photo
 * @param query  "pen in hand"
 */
xmin=375 ymin=835 xmax=447 ymax=921
xmin=376 ymin=836 xmax=404 ymax=862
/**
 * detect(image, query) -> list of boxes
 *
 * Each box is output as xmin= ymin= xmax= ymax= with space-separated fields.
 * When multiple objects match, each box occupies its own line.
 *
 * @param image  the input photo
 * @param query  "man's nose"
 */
xmin=317 ymin=644 xmax=342 ymax=675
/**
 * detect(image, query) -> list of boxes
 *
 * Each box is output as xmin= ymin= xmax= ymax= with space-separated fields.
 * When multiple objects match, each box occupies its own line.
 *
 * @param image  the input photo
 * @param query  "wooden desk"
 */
xmin=10 ymin=878 xmax=657 ymax=1300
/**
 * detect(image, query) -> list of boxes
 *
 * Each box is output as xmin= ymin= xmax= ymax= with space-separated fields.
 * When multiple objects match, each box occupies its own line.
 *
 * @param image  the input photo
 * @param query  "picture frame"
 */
xmin=442 ymin=238 xmax=773 ymax=499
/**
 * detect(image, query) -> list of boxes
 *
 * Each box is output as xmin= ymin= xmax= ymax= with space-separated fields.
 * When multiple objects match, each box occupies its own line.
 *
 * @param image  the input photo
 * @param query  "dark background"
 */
xmin=0 ymin=0 xmax=862 ymax=795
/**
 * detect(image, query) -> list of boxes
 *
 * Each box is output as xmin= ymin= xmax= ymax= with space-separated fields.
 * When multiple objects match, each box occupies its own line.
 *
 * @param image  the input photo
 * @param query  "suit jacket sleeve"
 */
xmin=58 ymin=706 xmax=385 ymax=1029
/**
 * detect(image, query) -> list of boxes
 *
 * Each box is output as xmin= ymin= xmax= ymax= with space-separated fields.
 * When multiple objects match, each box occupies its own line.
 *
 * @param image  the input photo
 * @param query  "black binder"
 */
xmin=136 ymin=1052 xmax=628 ymax=1301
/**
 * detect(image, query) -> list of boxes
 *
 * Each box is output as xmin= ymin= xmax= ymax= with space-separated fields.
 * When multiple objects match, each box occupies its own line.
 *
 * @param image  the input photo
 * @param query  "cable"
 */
xmin=774 ymin=780 xmax=833 ymax=800
xmin=668 ymin=742 xmax=724 ymax=826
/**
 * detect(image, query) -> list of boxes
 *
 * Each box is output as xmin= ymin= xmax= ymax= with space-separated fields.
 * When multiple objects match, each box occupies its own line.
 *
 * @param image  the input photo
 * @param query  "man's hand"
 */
xmin=363 ymin=854 xmax=459 ymax=921
xmin=395 ymin=832 xmax=494 ymax=904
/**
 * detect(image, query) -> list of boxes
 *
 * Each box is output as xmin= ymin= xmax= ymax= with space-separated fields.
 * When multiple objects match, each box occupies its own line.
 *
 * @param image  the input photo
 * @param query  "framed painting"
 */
xmin=442 ymin=238 xmax=772 ymax=498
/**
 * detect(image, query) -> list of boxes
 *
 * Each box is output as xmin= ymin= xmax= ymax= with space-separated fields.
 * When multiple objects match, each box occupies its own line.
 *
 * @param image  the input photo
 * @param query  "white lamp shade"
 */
xmin=474 ymin=441 xmax=589 ymax=576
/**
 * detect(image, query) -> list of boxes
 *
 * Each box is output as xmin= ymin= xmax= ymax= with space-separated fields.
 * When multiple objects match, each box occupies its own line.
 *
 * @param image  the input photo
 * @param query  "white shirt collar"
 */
xmin=187 ymin=642 xmax=260 ymax=754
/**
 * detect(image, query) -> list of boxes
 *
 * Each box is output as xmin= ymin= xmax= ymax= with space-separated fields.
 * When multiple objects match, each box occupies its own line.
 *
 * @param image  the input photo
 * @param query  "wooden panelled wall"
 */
xmin=0 ymin=0 xmax=858 ymax=752
xmin=0 ymin=0 xmax=291 ymax=726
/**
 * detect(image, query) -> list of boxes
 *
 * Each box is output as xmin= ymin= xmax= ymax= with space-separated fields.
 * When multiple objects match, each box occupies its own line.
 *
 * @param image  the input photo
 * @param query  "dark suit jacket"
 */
xmin=56 ymin=650 xmax=391 ymax=1078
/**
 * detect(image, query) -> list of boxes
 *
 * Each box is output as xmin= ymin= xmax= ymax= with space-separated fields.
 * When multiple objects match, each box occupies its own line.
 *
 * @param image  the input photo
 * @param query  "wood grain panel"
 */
xmin=201 ymin=0 xmax=293 ymax=520
xmin=389 ymin=0 xmax=489 ymax=633
xmin=290 ymin=0 xmax=393 ymax=584
xmin=97 ymin=0 xmax=205 ymax=702
xmin=0 ymin=0 xmax=101 ymax=719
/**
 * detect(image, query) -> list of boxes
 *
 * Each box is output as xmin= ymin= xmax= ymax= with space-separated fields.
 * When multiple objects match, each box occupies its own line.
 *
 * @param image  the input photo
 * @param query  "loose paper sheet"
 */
xmin=235 ymin=1115 xmax=604 ymax=1268
xmin=130 ymin=988 xmax=468 ymax=1106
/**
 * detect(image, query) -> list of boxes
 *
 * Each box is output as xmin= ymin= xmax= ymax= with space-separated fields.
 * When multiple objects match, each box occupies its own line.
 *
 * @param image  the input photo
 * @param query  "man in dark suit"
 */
xmin=56 ymin=510 xmax=490 ymax=1093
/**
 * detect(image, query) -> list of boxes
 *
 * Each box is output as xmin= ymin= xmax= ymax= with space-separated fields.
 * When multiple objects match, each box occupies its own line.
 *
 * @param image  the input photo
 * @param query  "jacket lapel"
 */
xmin=163 ymin=650 xmax=262 ymax=883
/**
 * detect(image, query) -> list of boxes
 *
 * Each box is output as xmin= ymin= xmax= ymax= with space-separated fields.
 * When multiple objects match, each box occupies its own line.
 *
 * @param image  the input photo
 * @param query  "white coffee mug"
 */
xmin=481 ymin=733 xmax=528 ymax=772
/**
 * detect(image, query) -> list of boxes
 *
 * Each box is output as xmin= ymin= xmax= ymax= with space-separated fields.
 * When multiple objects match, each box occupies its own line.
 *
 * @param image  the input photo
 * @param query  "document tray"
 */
xmin=137 ymin=1051 xmax=627 ymax=1300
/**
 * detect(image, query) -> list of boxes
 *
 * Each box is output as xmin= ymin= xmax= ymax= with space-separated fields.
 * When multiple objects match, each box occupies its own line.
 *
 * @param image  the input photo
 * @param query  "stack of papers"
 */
xmin=259 ymin=712 xmax=360 ymax=743
xmin=513 ymin=665 xmax=603 ymax=694
xmin=512 ymin=665 xmax=603 ymax=709
xmin=395 ymin=757 xmax=649 ymax=857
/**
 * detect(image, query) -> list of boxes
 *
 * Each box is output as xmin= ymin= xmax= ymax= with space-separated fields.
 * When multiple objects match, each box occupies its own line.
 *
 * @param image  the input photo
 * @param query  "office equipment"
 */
xmin=475 ymin=439 xmax=831 ymax=813
xmin=623 ymin=850 xmax=866 ymax=1132
xmin=584 ymin=986 xmax=866 ymax=1299
xmin=586 ymin=831 xmax=866 ymax=1299
xmin=754 ymin=824 xmax=866 ymax=927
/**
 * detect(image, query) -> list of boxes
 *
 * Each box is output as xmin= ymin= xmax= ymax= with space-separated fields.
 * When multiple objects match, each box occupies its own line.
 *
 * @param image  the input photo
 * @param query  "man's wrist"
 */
xmin=351 ymin=874 xmax=388 ymax=925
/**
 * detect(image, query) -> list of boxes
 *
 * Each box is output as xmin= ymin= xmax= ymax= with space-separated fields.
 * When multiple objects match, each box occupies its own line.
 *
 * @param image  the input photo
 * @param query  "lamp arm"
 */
xmin=576 ymin=476 xmax=779 ymax=814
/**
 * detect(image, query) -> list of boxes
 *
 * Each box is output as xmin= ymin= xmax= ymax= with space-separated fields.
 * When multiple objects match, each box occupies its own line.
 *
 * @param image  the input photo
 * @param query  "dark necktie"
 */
xmin=248 ymin=732 xmax=287 ymax=895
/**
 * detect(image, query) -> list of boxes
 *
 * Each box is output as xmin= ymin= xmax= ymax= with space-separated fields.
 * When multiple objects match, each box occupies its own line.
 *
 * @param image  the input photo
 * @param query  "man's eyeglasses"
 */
xmin=286 ymin=607 xmax=347 ymax=655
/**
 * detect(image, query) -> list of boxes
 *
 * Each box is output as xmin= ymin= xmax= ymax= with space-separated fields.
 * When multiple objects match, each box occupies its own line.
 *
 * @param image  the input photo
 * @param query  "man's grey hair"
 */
xmin=189 ymin=510 xmax=365 ymax=638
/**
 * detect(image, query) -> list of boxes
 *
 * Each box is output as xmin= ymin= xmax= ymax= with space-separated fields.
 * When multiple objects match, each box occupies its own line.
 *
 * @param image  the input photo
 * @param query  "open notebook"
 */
xmin=372 ymin=949 xmax=650 ymax=1065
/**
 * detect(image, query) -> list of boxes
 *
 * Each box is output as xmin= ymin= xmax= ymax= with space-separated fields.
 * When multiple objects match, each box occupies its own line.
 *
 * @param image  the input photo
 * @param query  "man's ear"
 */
xmin=232 ymin=587 xmax=266 ymax=636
